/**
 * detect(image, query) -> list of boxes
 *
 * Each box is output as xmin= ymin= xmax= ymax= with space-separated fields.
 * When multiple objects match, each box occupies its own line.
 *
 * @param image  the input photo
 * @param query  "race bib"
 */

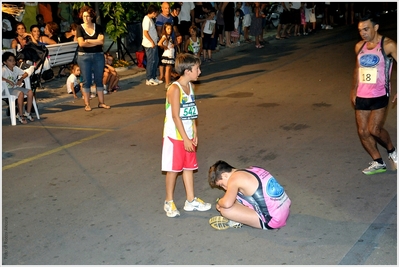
xmin=180 ymin=102 xmax=198 ymax=120
xmin=359 ymin=67 xmax=377 ymax=84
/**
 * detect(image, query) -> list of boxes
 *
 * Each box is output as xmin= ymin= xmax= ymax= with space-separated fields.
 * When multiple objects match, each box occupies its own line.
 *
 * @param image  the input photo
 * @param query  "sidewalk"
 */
xmin=33 ymin=28 xmax=278 ymax=109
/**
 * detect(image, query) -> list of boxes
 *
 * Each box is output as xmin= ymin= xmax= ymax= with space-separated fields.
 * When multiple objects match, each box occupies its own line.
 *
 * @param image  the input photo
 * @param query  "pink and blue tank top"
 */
xmin=236 ymin=166 xmax=291 ymax=229
xmin=357 ymin=36 xmax=393 ymax=98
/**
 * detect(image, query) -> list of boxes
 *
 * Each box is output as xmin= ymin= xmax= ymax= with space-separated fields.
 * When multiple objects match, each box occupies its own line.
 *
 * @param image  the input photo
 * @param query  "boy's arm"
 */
xmin=217 ymin=175 xmax=239 ymax=209
xmin=167 ymin=84 xmax=196 ymax=152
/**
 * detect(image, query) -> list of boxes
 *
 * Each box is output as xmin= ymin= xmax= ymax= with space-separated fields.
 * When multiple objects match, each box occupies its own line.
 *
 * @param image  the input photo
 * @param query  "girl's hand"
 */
xmin=184 ymin=138 xmax=195 ymax=152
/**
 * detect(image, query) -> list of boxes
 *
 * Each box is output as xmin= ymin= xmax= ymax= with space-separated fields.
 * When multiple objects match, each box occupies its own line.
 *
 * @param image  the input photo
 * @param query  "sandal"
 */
xmin=16 ymin=113 xmax=27 ymax=124
xmin=98 ymin=103 xmax=111 ymax=109
xmin=24 ymin=112 xmax=34 ymax=122
xmin=85 ymin=105 xmax=92 ymax=112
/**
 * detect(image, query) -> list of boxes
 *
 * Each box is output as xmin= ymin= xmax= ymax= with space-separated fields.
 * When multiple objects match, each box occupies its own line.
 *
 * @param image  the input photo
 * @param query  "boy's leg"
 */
xmin=182 ymin=169 xmax=195 ymax=202
xmin=165 ymin=171 xmax=179 ymax=202
xmin=26 ymin=89 xmax=33 ymax=114
xmin=17 ymin=92 xmax=24 ymax=115
xmin=219 ymin=202 xmax=262 ymax=229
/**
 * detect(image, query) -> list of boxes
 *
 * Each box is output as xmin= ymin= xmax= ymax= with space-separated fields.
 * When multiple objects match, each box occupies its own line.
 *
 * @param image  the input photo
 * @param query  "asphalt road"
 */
xmin=2 ymin=18 xmax=397 ymax=265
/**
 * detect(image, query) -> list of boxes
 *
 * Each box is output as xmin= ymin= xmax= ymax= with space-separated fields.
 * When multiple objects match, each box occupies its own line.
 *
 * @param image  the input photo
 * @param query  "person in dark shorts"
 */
xmin=351 ymin=13 xmax=397 ymax=175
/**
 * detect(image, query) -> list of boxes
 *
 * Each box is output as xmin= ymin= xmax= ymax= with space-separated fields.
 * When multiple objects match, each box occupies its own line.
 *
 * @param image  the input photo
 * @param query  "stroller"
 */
xmin=16 ymin=40 xmax=49 ymax=95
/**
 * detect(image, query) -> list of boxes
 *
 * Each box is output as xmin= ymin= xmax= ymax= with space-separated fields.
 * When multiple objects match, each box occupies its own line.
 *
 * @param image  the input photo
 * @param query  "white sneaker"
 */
xmin=154 ymin=78 xmax=164 ymax=84
xmin=90 ymin=94 xmax=96 ymax=99
xmin=362 ymin=161 xmax=387 ymax=175
xmin=146 ymin=79 xmax=159 ymax=86
xmin=325 ymin=25 xmax=333 ymax=30
xmin=164 ymin=200 xmax=180 ymax=218
xmin=184 ymin=197 xmax=211 ymax=211
xmin=388 ymin=149 xmax=397 ymax=169
xmin=103 ymin=90 xmax=108 ymax=95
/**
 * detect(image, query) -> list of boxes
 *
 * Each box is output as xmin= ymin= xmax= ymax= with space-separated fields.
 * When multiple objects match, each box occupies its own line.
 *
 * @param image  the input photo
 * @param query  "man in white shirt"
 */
xmin=177 ymin=2 xmax=195 ymax=50
xmin=142 ymin=4 xmax=161 ymax=86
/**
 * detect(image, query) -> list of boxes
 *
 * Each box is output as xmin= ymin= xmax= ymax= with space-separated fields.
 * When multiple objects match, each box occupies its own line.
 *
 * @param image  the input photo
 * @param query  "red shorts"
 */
xmin=161 ymin=136 xmax=198 ymax=172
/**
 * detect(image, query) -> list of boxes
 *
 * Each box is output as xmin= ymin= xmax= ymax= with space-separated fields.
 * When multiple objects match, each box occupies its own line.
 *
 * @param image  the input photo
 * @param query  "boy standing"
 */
xmin=162 ymin=53 xmax=211 ymax=217
xmin=142 ymin=4 xmax=161 ymax=86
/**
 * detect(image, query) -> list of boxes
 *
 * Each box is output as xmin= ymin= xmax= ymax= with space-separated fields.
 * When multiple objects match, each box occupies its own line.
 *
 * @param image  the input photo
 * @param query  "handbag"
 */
xmin=135 ymin=50 xmax=146 ymax=68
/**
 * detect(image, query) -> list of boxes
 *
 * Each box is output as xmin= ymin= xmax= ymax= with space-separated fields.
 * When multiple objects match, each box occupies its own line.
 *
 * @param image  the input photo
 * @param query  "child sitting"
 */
xmin=66 ymin=64 xmax=83 ymax=99
xmin=103 ymin=52 xmax=120 ymax=93
xmin=2 ymin=51 xmax=35 ymax=124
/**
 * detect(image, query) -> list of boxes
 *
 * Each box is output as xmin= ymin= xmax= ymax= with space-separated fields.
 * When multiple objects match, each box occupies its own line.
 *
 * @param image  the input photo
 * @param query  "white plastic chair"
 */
xmin=2 ymin=75 xmax=40 ymax=126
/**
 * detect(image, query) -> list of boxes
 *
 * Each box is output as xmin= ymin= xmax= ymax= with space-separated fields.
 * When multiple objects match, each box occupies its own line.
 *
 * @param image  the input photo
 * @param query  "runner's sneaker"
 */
xmin=388 ymin=149 xmax=397 ymax=169
xmin=184 ymin=197 xmax=211 ymax=211
xmin=209 ymin=216 xmax=243 ymax=230
xmin=164 ymin=200 xmax=180 ymax=218
xmin=362 ymin=161 xmax=387 ymax=175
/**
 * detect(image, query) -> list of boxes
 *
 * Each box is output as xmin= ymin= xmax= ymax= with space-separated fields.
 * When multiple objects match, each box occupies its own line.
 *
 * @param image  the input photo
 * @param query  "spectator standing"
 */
xmin=304 ymin=2 xmax=316 ymax=34
xmin=170 ymin=3 xmax=182 ymax=54
xmin=162 ymin=53 xmax=211 ymax=218
xmin=57 ymin=2 xmax=74 ymax=33
xmin=38 ymin=3 xmax=53 ymax=24
xmin=178 ymin=2 xmax=195 ymax=51
xmin=220 ymin=2 xmax=235 ymax=48
xmin=186 ymin=25 xmax=202 ymax=58
xmin=215 ymin=3 xmax=225 ymax=47
xmin=231 ymin=8 xmax=241 ymax=45
xmin=21 ymin=2 xmax=39 ymax=33
xmin=142 ymin=4 xmax=161 ymax=86
xmin=275 ymin=2 xmax=291 ymax=39
xmin=156 ymin=2 xmax=172 ymax=85
xmin=250 ymin=2 xmax=265 ymax=48
xmin=201 ymin=8 xmax=216 ymax=61
xmin=76 ymin=5 xmax=110 ymax=111
xmin=158 ymin=23 xmax=175 ymax=89
xmin=287 ymin=2 xmax=301 ymax=36
xmin=241 ymin=2 xmax=252 ymax=42
xmin=235 ymin=2 xmax=245 ymax=43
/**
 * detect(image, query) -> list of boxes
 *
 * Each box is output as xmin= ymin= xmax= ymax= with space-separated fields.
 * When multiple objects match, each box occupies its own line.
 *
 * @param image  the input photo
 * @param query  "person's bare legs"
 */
xmin=165 ymin=65 xmax=171 ymax=86
xmin=219 ymin=202 xmax=262 ymax=229
xmin=159 ymin=65 xmax=165 ymax=81
xmin=356 ymin=108 xmax=394 ymax=160
xmin=182 ymin=169 xmax=195 ymax=202
xmin=26 ymin=89 xmax=33 ymax=114
xmin=165 ymin=171 xmax=179 ymax=201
